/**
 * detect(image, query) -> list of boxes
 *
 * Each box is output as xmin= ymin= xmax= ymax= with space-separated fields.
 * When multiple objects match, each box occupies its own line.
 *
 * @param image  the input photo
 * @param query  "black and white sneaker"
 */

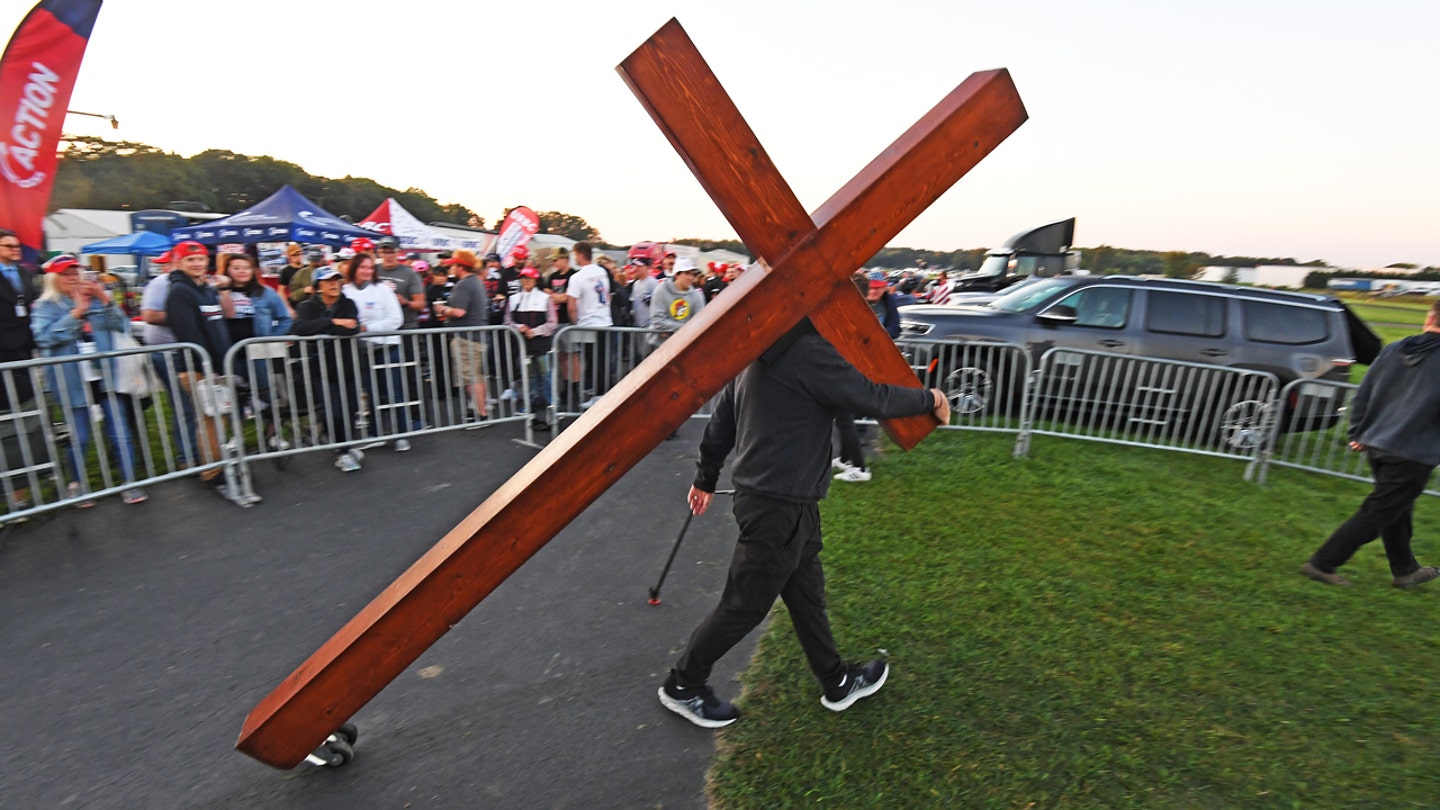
xmin=658 ymin=671 xmax=740 ymax=728
xmin=821 ymin=657 xmax=889 ymax=712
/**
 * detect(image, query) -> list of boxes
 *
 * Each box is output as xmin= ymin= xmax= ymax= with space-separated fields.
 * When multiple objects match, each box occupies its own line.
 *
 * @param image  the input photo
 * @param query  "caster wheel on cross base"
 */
xmin=303 ymin=724 xmax=358 ymax=768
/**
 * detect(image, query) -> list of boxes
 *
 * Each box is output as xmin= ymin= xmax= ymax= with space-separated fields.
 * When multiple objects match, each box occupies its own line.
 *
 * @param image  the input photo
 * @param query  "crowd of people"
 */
xmin=0 ymin=225 xmax=927 ymax=512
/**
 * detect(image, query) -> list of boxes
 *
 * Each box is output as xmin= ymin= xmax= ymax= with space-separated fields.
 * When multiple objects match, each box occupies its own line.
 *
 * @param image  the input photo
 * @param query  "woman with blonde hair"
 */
xmin=31 ymin=255 xmax=146 ymax=506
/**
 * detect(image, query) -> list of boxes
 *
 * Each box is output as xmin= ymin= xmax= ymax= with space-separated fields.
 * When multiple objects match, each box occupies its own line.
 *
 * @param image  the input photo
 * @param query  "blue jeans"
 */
xmin=66 ymin=393 xmax=139 ymax=484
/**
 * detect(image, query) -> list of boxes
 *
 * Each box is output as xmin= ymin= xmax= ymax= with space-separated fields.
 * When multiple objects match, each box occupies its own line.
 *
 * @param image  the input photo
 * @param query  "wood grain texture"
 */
xmin=237 ymin=18 xmax=1026 ymax=768
xmin=619 ymin=19 xmax=1026 ymax=449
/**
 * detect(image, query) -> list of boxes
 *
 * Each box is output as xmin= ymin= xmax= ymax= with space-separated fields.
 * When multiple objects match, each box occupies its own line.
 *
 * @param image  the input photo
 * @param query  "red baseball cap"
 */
xmin=43 ymin=255 xmax=81 ymax=273
xmin=513 ymin=245 xmax=529 ymax=260
xmin=350 ymin=237 xmax=376 ymax=253
xmin=173 ymin=241 xmax=208 ymax=259
xmin=519 ymin=267 xmax=540 ymax=279
xmin=154 ymin=250 xmax=172 ymax=263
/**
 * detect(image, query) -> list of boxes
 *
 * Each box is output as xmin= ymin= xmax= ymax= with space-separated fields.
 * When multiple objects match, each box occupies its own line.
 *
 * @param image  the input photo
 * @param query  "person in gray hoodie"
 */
xmin=1304 ymin=300 xmax=1440 ymax=588
xmin=648 ymin=257 xmax=705 ymax=348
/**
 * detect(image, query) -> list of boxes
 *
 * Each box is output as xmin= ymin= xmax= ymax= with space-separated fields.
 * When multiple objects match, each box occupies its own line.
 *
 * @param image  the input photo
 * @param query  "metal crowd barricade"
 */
xmin=549 ymin=325 xmax=722 ymax=424
xmin=895 ymin=338 xmax=1033 ymax=455
xmin=222 ymin=325 xmax=533 ymax=501
xmin=1029 ymin=347 xmax=1281 ymax=465
xmin=1252 ymin=378 xmax=1440 ymax=496
xmin=0 ymin=342 xmax=238 ymax=523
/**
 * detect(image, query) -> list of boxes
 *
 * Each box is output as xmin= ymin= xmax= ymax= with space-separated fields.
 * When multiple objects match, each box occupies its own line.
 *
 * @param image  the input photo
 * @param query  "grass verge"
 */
xmin=707 ymin=431 xmax=1440 ymax=809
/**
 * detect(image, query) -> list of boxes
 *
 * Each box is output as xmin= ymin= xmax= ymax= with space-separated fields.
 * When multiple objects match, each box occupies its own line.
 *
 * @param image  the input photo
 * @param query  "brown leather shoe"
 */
xmin=1302 ymin=561 xmax=1351 ymax=586
xmin=1393 ymin=566 xmax=1440 ymax=589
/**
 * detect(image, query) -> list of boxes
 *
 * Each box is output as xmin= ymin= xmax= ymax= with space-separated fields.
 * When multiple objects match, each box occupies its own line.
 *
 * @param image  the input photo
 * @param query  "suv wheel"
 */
xmin=1214 ymin=399 xmax=1275 ymax=451
xmin=944 ymin=366 xmax=994 ymax=417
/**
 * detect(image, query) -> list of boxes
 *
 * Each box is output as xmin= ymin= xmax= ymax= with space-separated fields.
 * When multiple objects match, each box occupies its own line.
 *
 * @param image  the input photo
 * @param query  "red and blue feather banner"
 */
xmin=0 ymin=0 xmax=103 ymax=253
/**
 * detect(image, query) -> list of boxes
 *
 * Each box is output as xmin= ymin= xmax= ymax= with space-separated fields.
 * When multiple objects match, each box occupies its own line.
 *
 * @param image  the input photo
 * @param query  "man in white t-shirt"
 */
xmin=564 ymin=241 xmax=612 ymax=408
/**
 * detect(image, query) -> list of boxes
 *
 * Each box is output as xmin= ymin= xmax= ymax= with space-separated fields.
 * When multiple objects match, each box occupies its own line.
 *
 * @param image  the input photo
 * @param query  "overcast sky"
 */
xmin=14 ymin=0 xmax=1438 ymax=269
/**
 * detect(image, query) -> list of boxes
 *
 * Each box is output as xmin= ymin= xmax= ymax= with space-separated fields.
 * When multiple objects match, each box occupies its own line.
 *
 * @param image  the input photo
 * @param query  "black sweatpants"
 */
xmin=1311 ymin=450 xmax=1432 ymax=576
xmin=675 ymin=490 xmax=843 ymax=688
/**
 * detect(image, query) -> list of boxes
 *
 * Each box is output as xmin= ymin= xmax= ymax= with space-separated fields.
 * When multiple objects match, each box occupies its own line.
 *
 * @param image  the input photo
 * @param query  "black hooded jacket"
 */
xmin=164 ymin=270 xmax=232 ymax=370
xmin=1349 ymin=331 xmax=1440 ymax=465
xmin=693 ymin=321 xmax=934 ymax=502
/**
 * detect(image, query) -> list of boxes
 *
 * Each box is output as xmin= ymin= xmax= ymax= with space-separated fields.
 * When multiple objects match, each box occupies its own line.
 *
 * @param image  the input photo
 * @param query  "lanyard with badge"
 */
xmin=5 ymin=267 xmax=25 ymax=318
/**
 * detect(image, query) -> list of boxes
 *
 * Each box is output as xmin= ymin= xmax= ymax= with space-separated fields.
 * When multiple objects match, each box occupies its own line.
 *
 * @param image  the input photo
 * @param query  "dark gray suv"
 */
xmin=898 ymin=275 xmax=1381 ymax=439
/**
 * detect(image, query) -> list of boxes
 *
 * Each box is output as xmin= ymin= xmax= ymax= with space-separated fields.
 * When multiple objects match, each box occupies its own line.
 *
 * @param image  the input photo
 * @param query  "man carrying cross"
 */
xmin=235 ymin=18 xmax=1024 ymax=768
xmin=660 ymin=319 xmax=952 ymax=727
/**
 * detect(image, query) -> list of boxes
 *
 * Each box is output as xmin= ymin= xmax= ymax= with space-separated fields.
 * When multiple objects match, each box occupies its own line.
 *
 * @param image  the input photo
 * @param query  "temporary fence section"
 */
xmin=220 ymin=326 xmax=534 ymax=503
xmin=1252 ymin=378 xmax=1440 ymax=496
xmin=1028 ymin=347 xmax=1282 ymax=465
xmin=7 ymin=330 xmax=1425 ymax=523
xmin=549 ymin=326 xmax=721 ymax=423
xmin=896 ymin=338 xmax=1032 ymax=453
xmin=0 ymin=342 xmax=237 ymax=523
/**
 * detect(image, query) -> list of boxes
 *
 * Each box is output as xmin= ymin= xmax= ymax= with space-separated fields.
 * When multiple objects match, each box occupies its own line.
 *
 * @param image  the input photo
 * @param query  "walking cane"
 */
xmin=647 ymin=489 xmax=733 ymax=606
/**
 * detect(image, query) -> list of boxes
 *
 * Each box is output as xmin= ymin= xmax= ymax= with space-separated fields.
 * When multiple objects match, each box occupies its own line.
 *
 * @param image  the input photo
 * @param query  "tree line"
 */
xmin=52 ymin=139 xmax=1434 ymax=276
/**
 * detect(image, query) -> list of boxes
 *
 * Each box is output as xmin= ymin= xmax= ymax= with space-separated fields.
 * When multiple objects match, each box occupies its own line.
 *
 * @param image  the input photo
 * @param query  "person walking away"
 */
xmin=659 ymin=318 xmax=950 ymax=727
xmin=291 ymin=266 xmax=365 ymax=471
xmin=31 ymin=255 xmax=146 ymax=506
xmin=1302 ymin=300 xmax=1440 ymax=588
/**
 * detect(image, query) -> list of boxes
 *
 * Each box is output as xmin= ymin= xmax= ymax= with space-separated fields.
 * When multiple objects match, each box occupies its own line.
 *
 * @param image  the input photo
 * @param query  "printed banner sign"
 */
xmin=494 ymin=206 xmax=540 ymax=267
xmin=0 ymin=0 xmax=104 ymax=251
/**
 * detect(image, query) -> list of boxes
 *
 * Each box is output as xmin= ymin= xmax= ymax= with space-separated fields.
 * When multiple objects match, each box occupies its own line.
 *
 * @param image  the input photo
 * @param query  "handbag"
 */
xmin=111 ymin=331 xmax=160 ymax=397
xmin=194 ymin=375 xmax=234 ymax=417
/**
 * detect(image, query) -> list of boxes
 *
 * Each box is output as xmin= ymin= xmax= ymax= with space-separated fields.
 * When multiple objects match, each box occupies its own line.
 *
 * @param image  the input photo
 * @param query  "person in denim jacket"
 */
xmin=218 ymin=253 xmax=292 ymax=418
xmin=30 ymin=255 xmax=146 ymax=507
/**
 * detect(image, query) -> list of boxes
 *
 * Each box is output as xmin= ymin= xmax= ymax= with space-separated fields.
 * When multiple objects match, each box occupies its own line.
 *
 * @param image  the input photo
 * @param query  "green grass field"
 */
xmin=706 ymin=432 xmax=1440 ymax=809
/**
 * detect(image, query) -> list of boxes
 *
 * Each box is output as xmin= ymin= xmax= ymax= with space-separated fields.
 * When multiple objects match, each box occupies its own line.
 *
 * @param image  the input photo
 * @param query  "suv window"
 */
xmin=1054 ymin=286 xmax=1131 ymax=328
xmin=1243 ymin=300 xmax=1330 ymax=344
xmin=990 ymin=277 xmax=1080 ymax=312
xmin=1147 ymin=290 xmax=1226 ymax=337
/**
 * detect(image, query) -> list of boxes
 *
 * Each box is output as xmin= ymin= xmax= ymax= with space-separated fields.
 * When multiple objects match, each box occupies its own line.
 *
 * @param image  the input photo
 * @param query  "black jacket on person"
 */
xmin=164 ymin=270 xmax=232 ymax=370
xmin=292 ymin=294 xmax=361 ymax=381
xmin=693 ymin=320 xmax=934 ymax=503
xmin=1349 ymin=331 xmax=1440 ymax=466
xmin=0 ymin=263 xmax=37 ymax=407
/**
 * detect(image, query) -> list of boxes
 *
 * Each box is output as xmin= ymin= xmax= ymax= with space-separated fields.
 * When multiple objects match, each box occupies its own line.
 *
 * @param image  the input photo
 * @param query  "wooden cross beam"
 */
xmin=236 ymin=18 xmax=1026 ymax=769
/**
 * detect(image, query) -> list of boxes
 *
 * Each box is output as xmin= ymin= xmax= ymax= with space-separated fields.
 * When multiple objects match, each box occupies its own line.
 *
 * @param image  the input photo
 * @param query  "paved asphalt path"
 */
xmin=0 ymin=420 xmax=758 ymax=809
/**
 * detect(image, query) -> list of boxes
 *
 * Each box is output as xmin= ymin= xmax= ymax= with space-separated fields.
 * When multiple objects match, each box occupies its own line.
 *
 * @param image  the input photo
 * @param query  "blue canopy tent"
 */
xmin=79 ymin=229 xmax=174 ymax=288
xmin=168 ymin=185 xmax=377 ymax=248
xmin=78 ymin=229 xmax=173 ymax=257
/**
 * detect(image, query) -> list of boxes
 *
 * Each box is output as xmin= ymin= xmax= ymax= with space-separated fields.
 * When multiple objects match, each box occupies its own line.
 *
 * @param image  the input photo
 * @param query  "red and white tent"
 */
xmin=358 ymin=198 xmax=492 ymax=253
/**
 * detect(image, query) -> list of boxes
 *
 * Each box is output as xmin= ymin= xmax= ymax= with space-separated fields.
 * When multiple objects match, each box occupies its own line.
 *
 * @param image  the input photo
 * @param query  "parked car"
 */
xmin=898 ymin=275 xmax=1382 ymax=445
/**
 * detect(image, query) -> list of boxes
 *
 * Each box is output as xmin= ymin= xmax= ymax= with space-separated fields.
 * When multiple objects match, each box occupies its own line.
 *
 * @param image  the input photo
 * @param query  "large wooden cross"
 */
xmin=237 ymin=19 xmax=1026 ymax=768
